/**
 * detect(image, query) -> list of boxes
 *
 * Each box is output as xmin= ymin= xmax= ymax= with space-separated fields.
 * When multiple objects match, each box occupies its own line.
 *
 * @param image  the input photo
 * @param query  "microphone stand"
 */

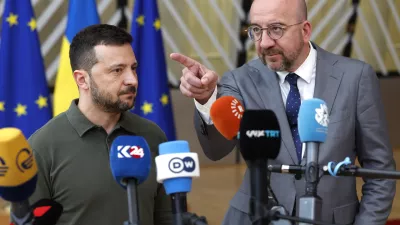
xmin=182 ymin=212 xmax=208 ymax=225
xmin=171 ymin=193 xmax=187 ymax=225
xmin=298 ymin=142 xmax=322 ymax=225
xmin=124 ymin=179 xmax=140 ymax=225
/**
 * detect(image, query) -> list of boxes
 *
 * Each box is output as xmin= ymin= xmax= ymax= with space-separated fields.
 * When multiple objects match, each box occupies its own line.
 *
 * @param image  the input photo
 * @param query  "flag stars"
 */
xmin=141 ymin=101 xmax=153 ymax=115
xmin=35 ymin=95 xmax=48 ymax=109
xmin=14 ymin=104 xmax=27 ymax=117
xmin=6 ymin=12 xmax=18 ymax=27
xmin=160 ymin=94 xmax=169 ymax=106
xmin=153 ymin=18 xmax=161 ymax=30
xmin=136 ymin=15 xmax=145 ymax=26
xmin=27 ymin=18 xmax=37 ymax=31
xmin=0 ymin=102 xmax=5 ymax=111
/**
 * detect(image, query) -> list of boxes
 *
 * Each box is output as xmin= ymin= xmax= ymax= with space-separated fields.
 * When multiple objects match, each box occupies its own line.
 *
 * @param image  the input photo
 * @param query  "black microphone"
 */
xmin=238 ymin=109 xmax=282 ymax=224
xmin=31 ymin=199 xmax=63 ymax=225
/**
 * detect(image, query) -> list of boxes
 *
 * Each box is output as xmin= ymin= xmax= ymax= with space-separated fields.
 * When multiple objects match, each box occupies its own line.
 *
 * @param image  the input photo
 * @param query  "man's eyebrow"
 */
xmin=108 ymin=63 xmax=126 ymax=69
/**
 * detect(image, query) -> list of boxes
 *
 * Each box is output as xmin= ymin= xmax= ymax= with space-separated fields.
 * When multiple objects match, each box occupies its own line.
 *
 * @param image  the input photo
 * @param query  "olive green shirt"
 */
xmin=27 ymin=99 xmax=172 ymax=225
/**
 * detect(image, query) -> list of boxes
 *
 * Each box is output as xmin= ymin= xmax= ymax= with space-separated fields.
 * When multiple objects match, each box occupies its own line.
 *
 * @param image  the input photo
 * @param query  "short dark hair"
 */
xmin=69 ymin=24 xmax=133 ymax=73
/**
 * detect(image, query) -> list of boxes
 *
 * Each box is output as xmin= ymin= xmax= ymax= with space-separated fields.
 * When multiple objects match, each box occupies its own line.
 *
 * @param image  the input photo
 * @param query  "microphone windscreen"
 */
xmin=157 ymin=141 xmax=198 ymax=195
xmin=210 ymin=96 xmax=244 ymax=140
xmin=238 ymin=110 xmax=281 ymax=161
xmin=298 ymin=98 xmax=329 ymax=142
xmin=32 ymin=199 xmax=63 ymax=225
xmin=0 ymin=128 xmax=37 ymax=202
xmin=109 ymin=135 xmax=151 ymax=188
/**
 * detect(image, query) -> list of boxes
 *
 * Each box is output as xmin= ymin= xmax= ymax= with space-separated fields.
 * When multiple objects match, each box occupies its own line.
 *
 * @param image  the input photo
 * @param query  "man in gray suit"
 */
xmin=170 ymin=0 xmax=396 ymax=224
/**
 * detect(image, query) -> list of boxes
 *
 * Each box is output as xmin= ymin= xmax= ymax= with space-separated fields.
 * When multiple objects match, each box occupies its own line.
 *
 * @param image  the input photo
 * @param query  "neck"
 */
xmin=78 ymin=96 xmax=121 ymax=134
xmin=287 ymin=42 xmax=311 ymax=72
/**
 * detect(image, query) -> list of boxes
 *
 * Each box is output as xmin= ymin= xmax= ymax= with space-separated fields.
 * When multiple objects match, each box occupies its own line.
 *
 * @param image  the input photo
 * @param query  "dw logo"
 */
xmin=168 ymin=157 xmax=196 ymax=173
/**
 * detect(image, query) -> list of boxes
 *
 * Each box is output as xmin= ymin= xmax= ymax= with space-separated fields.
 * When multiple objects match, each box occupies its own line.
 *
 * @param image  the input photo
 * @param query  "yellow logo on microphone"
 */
xmin=0 ymin=128 xmax=37 ymax=186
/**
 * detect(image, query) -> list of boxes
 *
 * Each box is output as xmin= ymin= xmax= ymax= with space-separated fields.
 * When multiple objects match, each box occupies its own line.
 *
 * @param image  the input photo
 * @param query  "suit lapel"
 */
xmin=247 ymin=60 xmax=298 ymax=164
xmin=313 ymin=45 xmax=344 ymax=115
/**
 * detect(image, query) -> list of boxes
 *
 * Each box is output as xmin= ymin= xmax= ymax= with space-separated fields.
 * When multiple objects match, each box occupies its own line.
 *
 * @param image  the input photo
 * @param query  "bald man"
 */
xmin=170 ymin=0 xmax=396 ymax=224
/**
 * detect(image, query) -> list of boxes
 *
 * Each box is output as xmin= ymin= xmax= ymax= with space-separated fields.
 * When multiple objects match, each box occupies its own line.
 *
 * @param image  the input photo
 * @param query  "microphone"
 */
xmin=109 ymin=135 xmax=152 ymax=225
xmin=238 ymin=110 xmax=283 ymax=225
xmin=31 ymin=199 xmax=63 ymax=225
xmin=209 ymin=96 xmax=244 ymax=140
xmin=297 ymin=98 xmax=329 ymax=225
xmin=155 ymin=140 xmax=201 ymax=225
xmin=0 ymin=127 xmax=38 ymax=225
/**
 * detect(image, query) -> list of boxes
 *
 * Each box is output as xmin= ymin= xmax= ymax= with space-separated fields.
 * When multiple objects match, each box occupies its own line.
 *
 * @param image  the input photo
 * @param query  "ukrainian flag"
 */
xmin=130 ymin=0 xmax=177 ymax=141
xmin=0 ymin=0 xmax=52 ymax=138
xmin=52 ymin=0 xmax=100 ymax=116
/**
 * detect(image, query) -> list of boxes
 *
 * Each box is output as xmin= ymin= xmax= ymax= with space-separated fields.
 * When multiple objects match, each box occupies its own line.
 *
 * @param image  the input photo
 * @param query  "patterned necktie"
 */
xmin=285 ymin=73 xmax=302 ymax=162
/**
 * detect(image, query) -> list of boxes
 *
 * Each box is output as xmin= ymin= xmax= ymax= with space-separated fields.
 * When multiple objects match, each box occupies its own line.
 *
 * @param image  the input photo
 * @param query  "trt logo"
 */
xmin=117 ymin=146 xmax=144 ymax=159
xmin=168 ymin=157 xmax=196 ymax=173
xmin=245 ymin=130 xmax=280 ymax=138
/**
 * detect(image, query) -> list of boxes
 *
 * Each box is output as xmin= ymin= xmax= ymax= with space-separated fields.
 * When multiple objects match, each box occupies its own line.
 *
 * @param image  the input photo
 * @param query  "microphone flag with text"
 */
xmin=210 ymin=96 xmax=244 ymax=140
xmin=156 ymin=140 xmax=205 ymax=225
xmin=109 ymin=135 xmax=152 ymax=225
xmin=297 ymin=98 xmax=329 ymax=225
xmin=238 ymin=109 xmax=282 ymax=225
xmin=0 ymin=127 xmax=38 ymax=225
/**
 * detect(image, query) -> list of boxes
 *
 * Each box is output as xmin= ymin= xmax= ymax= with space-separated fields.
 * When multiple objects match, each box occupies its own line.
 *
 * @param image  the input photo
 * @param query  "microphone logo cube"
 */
xmin=0 ymin=157 xmax=8 ymax=177
xmin=117 ymin=145 xmax=144 ymax=158
xmin=315 ymin=104 xmax=329 ymax=127
xmin=231 ymin=98 xmax=244 ymax=119
xmin=168 ymin=157 xmax=196 ymax=173
xmin=16 ymin=148 xmax=34 ymax=172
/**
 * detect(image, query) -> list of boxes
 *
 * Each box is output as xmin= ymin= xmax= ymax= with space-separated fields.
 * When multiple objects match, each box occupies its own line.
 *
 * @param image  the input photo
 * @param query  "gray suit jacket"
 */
xmin=194 ymin=43 xmax=396 ymax=225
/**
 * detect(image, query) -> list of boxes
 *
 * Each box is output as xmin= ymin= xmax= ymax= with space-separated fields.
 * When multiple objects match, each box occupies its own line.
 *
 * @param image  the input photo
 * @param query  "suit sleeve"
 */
xmin=193 ymin=70 xmax=243 ymax=161
xmin=353 ymin=63 xmax=396 ymax=225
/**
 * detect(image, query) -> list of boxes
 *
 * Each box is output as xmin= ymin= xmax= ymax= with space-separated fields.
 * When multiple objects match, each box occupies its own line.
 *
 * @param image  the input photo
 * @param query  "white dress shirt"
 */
xmin=194 ymin=42 xmax=317 ymax=126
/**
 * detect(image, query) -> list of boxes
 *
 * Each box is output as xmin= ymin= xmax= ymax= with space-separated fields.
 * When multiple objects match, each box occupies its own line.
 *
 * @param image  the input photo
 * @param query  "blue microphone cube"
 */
xmin=298 ymin=98 xmax=329 ymax=142
xmin=158 ymin=141 xmax=192 ymax=195
xmin=109 ymin=136 xmax=151 ymax=188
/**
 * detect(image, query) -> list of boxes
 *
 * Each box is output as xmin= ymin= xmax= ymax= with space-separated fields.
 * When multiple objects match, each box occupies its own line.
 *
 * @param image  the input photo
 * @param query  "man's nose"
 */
xmin=259 ymin=30 xmax=275 ymax=49
xmin=124 ymin=72 xmax=138 ymax=86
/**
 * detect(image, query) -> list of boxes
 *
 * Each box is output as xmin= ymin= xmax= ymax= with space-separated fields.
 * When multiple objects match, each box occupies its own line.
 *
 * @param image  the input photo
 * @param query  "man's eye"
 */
xmin=271 ymin=27 xmax=282 ymax=32
xmin=252 ymin=27 xmax=261 ymax=33
xmin=114 ymin=68 xmax=122 ymax=73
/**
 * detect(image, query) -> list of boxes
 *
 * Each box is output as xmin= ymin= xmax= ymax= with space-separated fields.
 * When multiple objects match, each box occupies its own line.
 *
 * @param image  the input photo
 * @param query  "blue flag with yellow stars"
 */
xmin=130 ymin=0 xmax=176 ymax=141
xmin=0 ymin=0 xmax=52 ymax=138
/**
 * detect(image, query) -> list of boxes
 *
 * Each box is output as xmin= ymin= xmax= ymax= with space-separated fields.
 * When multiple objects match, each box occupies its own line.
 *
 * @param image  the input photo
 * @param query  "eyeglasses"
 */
xmin=246 ymin=21 xmax=304 ymax=42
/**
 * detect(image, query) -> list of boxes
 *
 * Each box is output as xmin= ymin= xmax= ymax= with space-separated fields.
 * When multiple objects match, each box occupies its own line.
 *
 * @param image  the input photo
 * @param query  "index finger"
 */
xmin=170 ymin=53 xmax=199 ymax=68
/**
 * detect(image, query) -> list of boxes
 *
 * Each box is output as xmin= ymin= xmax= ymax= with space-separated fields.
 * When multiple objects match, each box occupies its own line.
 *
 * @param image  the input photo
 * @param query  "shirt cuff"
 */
xmin=194 ymin=88 xmax=217 ymax=125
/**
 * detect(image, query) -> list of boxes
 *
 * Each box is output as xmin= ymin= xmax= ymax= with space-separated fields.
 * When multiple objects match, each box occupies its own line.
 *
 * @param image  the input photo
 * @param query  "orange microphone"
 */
xmin=210 ymin=96 xmax=244 ymax=140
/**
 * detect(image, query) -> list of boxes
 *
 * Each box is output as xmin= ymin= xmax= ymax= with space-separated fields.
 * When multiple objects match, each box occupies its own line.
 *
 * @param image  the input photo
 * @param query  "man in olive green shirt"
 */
xmin=26 ymin=24 xmax=172 ymax=225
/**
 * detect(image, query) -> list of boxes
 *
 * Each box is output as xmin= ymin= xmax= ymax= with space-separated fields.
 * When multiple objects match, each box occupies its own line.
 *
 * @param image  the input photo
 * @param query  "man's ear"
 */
xmin=73 ymin=70 xmax=90 ymax=91
xmin=302 ymin=21 xmax=312 ymax=43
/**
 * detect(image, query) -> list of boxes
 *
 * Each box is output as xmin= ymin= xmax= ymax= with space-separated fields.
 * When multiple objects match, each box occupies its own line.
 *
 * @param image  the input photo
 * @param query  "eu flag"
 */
xmin=0 ymin=0 xmax=52 ymax=138
xmin=130 ymin=0 xmax=176 ymax=141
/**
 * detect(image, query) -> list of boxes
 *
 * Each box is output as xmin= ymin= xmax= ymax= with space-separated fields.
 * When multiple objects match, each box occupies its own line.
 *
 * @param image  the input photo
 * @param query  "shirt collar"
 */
xmin=276 ymin=41 xmax=317 ymax=84
xmin=66 ymin=99 xmax=138 ymax=137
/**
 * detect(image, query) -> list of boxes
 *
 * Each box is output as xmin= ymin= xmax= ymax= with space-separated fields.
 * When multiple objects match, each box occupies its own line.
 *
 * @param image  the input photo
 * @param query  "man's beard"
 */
xmin=90 ymin=78 xmax=136 ymax=113
xmin=259 ymin=39 xmax=304 ymax=71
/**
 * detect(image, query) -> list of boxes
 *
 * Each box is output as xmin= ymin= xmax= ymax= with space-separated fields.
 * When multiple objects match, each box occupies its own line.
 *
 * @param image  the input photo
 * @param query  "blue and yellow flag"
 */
xmin=52 ymin=0 xmax=100 ymax=116
xmin=131 ymin=0 xmax=176 ymax=141
xmin=0 ymin=0 xmax=52 ymax=138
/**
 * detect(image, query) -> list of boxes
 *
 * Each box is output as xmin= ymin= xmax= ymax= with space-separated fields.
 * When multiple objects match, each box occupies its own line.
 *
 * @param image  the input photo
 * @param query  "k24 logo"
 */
xmin=117 ymin=146 xmax=144 ymax=159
